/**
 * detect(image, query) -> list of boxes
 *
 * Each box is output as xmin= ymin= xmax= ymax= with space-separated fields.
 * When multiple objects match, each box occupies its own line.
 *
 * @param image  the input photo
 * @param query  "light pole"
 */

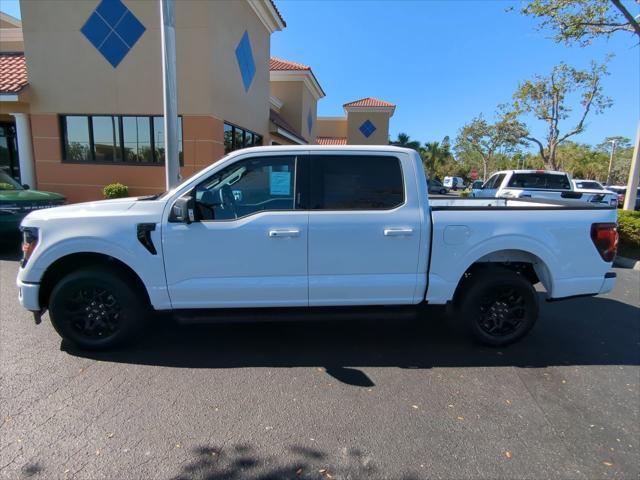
xmin=605 ymin=139 xmax=618 ymax=186
xmin=160 ymin=0 xmax=180 ymax=190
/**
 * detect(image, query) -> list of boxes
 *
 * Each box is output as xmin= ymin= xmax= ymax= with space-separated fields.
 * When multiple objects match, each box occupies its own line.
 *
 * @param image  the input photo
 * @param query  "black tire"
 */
xmin=457 ymin=267 xmax=538 ymax=346
xmin=440 ymin=189 xmax=447 ymax=195
xmin=49 ymin=266 xmax=148 ymax=350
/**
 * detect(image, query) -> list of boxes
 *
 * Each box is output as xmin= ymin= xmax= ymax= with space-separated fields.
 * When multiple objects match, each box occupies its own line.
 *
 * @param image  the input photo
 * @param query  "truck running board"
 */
xmin=173 ymin=305 xmax=424 ymax=325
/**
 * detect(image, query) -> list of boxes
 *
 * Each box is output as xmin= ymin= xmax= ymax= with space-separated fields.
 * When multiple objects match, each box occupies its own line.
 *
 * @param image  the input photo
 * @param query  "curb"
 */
xmin=614 ymin=256 xmax=640 ymax=271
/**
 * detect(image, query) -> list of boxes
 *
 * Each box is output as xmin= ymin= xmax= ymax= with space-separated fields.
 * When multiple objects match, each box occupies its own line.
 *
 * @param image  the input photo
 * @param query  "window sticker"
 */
xmin=270 ymin=171 xmax=291 ymax=195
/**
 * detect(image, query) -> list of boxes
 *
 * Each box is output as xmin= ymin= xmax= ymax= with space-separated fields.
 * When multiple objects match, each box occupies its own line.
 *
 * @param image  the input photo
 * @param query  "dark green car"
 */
xmin=0 ymin=172 xmax=65 ymax=238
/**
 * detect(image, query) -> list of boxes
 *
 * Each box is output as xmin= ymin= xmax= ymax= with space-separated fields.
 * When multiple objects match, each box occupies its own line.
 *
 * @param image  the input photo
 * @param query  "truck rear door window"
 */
xmin=507 ymin=173 xmax=571 ymax=190
xmin=310 ymin=155 xmax=404 ymax=210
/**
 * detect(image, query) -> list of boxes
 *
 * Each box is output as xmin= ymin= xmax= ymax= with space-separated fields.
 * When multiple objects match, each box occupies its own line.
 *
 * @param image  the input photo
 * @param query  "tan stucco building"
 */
xmin=1 ymin=1 xmax=396 ymax=203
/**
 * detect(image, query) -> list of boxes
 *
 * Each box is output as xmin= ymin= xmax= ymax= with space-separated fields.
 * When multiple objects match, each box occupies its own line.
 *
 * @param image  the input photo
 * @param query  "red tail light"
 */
xmin=590 ymin=223 xmax=618 ymax=262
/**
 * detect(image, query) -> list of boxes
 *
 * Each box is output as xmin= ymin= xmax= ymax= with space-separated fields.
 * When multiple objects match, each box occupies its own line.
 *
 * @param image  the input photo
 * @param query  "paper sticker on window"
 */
xmin=270 ymin=171 xmax=291 ymax=195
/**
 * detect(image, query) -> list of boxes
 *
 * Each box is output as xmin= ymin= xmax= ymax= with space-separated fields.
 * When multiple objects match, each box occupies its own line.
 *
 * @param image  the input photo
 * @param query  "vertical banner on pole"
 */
xmin=160 ymin=0 xmax=180 ymax=190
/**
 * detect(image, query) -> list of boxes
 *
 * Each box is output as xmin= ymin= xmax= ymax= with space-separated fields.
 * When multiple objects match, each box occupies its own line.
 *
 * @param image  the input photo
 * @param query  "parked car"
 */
xmin=427 ymin=178 xmax=449 ymax=195
xmin=17 ymin=146 xmax=617 ymax=351
xmin=607 ymin=186 xmax=640 ymax=210
xmin=572 ymin=179 xmax=618 ymax=207
xmin=0 ymin=172 xmax=65 ymax=239
xmin=443 ymin=176 xmax=465 ymax=191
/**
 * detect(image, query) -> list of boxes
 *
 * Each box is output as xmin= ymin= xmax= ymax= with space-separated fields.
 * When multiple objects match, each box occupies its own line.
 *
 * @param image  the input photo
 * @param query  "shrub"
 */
xmin=459 ymin=190 xmax=471 ymax=198
xmin=618 ymin=210 xmax=640 ymax=259
xmin=103 ymin=182 xmax=129 ymax=199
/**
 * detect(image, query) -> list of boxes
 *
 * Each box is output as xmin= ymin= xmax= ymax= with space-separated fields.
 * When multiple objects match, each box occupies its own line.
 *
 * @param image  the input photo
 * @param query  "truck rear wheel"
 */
xmin=457 ymin=267 xmax=538 ymax=346
xmin=48 ymin=266 xmax=147 ymax=350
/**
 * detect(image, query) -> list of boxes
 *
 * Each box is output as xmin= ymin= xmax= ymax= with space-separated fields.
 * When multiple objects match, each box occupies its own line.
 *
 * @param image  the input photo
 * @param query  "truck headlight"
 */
xmin=20 ymin=227 xmax=39 ymax=267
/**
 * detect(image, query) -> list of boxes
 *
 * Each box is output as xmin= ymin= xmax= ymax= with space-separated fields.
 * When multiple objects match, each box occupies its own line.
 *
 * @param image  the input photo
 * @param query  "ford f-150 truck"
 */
xmin=17 ymin=146 xmax=618 ymax=350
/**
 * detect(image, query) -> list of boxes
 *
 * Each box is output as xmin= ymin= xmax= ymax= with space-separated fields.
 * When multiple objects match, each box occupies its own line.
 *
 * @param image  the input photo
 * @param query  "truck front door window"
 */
xmin=195 ymin=156 xmax=297 ymax=220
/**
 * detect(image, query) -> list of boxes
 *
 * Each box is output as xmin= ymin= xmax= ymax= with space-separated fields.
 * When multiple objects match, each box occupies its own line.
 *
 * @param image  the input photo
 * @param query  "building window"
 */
xmin=223 ymin=121 xmax=262 ymax=154
xmin=60 ymin=115 xmax=182 ymax=165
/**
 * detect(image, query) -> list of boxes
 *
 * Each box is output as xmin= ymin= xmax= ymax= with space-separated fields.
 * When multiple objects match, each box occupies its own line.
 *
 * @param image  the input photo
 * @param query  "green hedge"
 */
xmin=103 ymin=183 xmax=129 ymax=199
xmin=618 ymin=210 xmax=640 ymax=259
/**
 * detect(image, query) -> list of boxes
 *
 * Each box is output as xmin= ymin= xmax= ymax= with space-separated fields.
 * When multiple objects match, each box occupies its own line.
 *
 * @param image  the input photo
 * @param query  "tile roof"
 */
xmin=316 ymin=136 xmax=347 ymax=145
xmin=0 ymin=53 xmax=28 ymax=94
xmin=269 ymin=57 xmax=311 ymax=71
xmin=343 ymin=97 xmax=395 ymax=108
xmin=269 ymin=108 xmax=307 ymax=143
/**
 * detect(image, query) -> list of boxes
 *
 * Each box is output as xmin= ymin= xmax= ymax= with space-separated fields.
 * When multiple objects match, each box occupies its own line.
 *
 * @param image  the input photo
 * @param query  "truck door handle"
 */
xmin=268 ymin=228 xmax=300 ymax=238
xmin=384 ymin=227 xmax=414 ymax=236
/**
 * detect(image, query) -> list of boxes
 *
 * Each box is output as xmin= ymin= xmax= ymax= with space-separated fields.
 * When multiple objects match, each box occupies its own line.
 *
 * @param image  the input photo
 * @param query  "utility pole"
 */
xmin=623 ymin=123 xmax=639 ymax=211
xmin=160 ymin=0 xmax=180 ymax=190
xmin=605 ymin=138 xmax=618 ymax=186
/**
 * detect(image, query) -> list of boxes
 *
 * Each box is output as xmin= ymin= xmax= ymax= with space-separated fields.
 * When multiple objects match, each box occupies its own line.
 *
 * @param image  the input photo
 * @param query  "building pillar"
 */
xmin=10 ymin=113 xmax=36 ymax=188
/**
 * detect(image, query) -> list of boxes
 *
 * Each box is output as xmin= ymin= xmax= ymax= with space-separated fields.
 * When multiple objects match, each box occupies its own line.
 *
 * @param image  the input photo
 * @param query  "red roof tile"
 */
xmin=343 ymin=97 xmax=395 ymax=108
xmin=0 ymin=53 xmax=27 ymax=94
xmin=316 ymin=137 xmax=347 ymax=145
xmin=269 ymin=57 xmax=311 ymax=71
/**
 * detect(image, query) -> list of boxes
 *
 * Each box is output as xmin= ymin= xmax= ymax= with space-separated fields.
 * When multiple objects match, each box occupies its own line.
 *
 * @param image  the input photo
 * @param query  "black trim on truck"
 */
xmin=137 ymin=223 xmax=157 ymax=255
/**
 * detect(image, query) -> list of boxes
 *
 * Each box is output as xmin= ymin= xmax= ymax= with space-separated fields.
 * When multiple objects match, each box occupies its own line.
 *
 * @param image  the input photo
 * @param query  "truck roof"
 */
xmin=225 ymin=145 xmax=419 ymax=154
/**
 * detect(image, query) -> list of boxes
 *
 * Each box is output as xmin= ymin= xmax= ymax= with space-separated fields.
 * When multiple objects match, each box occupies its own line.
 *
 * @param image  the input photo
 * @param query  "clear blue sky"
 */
xmin=4 ymin=0 xmax=638 ymax=147
xmin=270 ymin=0 xmax=639 ymax=147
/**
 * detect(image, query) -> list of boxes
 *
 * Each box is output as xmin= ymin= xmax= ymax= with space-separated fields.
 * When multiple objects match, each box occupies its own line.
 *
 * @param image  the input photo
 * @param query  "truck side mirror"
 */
xmin=169 ymin=192 xmax=196 ymax=224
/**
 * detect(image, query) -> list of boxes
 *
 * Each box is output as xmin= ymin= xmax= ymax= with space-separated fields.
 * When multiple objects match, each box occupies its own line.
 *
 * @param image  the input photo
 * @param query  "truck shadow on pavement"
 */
xmin=65 ymin=294 xmax=639 ymax=387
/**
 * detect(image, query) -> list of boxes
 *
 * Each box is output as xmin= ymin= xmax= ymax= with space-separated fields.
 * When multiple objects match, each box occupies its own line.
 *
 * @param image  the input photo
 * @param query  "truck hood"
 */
xmin=21 ymin=197 xmax=161 ymax=225
xmin=0 ymin=189 xmax=65 ymax=202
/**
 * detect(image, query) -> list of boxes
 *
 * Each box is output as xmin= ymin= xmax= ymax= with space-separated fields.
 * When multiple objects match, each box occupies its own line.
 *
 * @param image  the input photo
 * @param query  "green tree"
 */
xmin=511 ymin=61 xmax=612 ymax=171
xmin=391 ymin=133 xmax=421 ymax=151
xmin=421 ymin=137 xmax=453 ymax=177
xmin=518 ymin=0 xmax=640 ymax=46
xmin=597 ymin=136 xmax=633 ymax=183
xmin=455 ymin=113 xmax=526 ymax=181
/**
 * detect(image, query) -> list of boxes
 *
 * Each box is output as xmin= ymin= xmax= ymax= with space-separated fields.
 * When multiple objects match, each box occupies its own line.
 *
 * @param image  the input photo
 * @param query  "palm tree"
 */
xmin=391 ymin=133 xmax=421 ymax=151
xmin=422 ymin=139 xmax=452 ymax=177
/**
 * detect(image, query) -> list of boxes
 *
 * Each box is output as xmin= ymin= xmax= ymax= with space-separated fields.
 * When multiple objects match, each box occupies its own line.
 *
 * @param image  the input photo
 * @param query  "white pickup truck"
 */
xmin=473 ymin=170 xmax=616 ymax=206
xmin=17 ymin=146 xmax=618 ymax=350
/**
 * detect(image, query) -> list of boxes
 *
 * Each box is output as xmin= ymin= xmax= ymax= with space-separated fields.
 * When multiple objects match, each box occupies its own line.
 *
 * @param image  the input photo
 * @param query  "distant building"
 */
xmin=0 ymin=1 xmax=395 ymax=203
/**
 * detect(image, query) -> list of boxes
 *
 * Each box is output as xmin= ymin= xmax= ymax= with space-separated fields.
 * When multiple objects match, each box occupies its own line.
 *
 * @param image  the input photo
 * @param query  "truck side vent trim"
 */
xmin=137 ymin=223 xmax=157 ymax=255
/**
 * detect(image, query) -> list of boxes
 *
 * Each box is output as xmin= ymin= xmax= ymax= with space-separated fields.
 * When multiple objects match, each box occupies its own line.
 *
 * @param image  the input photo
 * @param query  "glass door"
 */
xmin=0 ymin=123 xmax=20 ymax=182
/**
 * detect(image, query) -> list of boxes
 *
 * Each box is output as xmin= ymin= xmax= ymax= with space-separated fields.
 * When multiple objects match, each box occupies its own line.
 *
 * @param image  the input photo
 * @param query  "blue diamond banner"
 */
xmin=359 ymin=120 xmax=376 ymax=138
xmin=81 ymin=0 xmax=146 ymax=68
xmin=235 ymin=31 xmax=256 ymax=92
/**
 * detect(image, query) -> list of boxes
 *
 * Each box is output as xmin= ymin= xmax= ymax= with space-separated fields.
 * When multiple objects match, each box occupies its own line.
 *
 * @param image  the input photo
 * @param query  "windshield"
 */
xmin=0 ymin=172 xmax=23 ymax=191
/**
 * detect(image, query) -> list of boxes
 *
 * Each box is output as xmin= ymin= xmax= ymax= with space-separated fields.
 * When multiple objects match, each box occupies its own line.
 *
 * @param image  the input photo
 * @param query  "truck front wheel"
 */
xmin=458 ymin=267 xmax=538 ymax=346
xmin=48 ymin=266 xmax=147 ymax=350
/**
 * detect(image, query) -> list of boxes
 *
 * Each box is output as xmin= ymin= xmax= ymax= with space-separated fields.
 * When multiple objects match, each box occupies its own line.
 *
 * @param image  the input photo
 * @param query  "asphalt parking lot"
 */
xmin=1 ymin=246 xmax=638 ymax=480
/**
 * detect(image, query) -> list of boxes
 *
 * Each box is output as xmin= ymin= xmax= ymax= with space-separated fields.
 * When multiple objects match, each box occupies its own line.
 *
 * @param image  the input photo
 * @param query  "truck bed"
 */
xmin=426 ymin=197 xmax=617 ymax=304
xmin=429 ymin=197 xmax=616 ymax=210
